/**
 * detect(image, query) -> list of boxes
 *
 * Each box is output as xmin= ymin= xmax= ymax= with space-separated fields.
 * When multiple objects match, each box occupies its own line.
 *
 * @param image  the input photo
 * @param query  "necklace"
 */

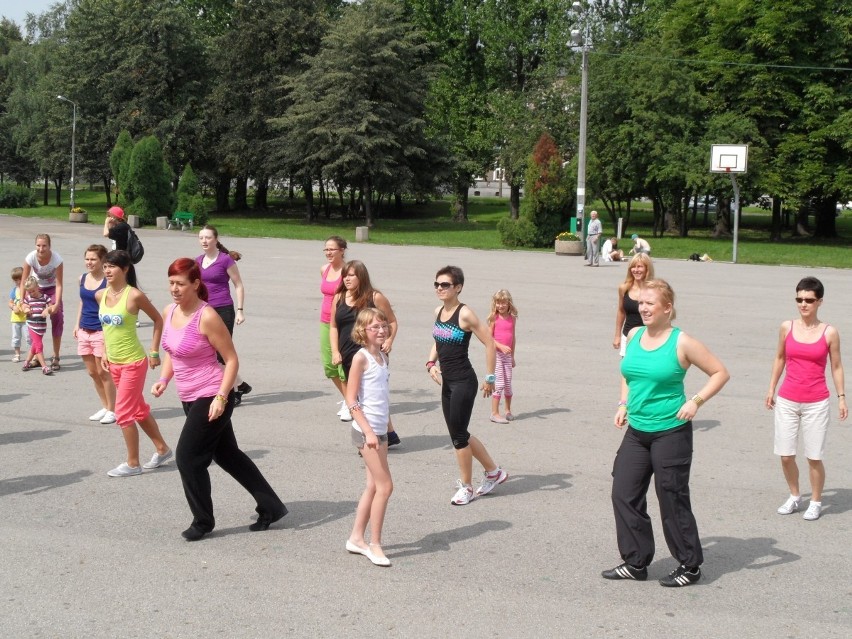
xmin=801 ymin=320 xmax=821 ymax=330
xmin=108 ymin=285 xmax=127 ymax=297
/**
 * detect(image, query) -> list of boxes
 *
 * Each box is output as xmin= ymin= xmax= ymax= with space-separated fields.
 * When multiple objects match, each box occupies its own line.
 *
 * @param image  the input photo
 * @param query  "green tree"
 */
xmin=110 ymin=130 xmax=134 ymax=204
xmin=126 ymin=135 xmax=174 ymax=224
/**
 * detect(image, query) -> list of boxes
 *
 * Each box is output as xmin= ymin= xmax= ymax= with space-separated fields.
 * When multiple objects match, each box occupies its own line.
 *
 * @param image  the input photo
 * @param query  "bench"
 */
xmin=167 ymin=211 xmax=194 ymax=230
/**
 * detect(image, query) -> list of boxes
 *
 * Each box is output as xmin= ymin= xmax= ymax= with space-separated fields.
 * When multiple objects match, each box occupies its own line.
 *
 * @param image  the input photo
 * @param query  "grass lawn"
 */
xmin=5 ymin=188 xmax=851 ymax=268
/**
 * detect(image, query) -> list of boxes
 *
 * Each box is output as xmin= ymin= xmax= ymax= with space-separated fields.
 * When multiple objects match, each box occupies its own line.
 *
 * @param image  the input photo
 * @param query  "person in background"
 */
xmin=153 ymin=258 xmax=286 ymax=541
xmin=20 ymin=234 xmax=64 ymax=371
xmin=103 ymin=206 xmax=131 ymax=251
xmin=319 ymin=236 xmax=349 ymax=421
xmin=196 ymin=225 xmax=252 ymax=405
xmin=601 ymin=237 xmax=624 ymax=263
xmin=613 ymin=254 xmax=654 ymax=357
xmin=603 ymin=279 xmax=729 ymax=587
xmin=487 ymin=289 xmax=518 ymax=424
xmin=75 ymin=245 xmax=117 ymax=424
xmin=765 ymin=276 xmax=847 ymax=522
xmin=585 ymin=210 xmax=603 ymax=266
xmin=629 ymin=233 xmax=651 ymax=255
xmin=9 ymin=266 xmax=26 ymax=362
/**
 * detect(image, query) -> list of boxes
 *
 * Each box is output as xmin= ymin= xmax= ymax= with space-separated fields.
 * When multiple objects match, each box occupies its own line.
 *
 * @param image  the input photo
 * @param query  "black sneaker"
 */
xmin=237 ymin=382 xmax=253 ymax=395
xmin=234 ymin=392 xmax=243 ymax=406
xmin=601 ymin=563 xmax=647 ymax=581
xmin=659 ymin=564 xmax=701 ymax=587
xmin=387 ymin=431 xmax=401 ymax=447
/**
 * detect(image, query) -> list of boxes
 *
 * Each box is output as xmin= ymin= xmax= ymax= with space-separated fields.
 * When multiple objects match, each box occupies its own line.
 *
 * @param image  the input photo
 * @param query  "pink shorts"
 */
xmin=109 ymin=358 xmax=151 ymax=428
xmin=76 ymin=328 xmax=105 ymax=357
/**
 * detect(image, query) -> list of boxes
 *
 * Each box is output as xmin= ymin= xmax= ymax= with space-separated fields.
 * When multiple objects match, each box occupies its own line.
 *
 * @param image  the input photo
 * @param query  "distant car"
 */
xmin=686 ymin=196 xmax=716 ymax=212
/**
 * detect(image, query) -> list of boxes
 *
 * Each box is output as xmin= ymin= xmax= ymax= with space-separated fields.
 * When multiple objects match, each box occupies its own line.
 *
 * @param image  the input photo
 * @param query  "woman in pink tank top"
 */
xmin=320 ymin=236 xmax=348 ymax=419
xmin=152 ymin=258 xmax=286 ymax=541
xmin=766 ymin=276 xmax=847 ymax=522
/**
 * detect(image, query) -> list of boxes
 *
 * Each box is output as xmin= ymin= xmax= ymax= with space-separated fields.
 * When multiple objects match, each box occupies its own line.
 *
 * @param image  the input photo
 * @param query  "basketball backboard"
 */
xmin=710 ymin=144 xmax=748 ymax=173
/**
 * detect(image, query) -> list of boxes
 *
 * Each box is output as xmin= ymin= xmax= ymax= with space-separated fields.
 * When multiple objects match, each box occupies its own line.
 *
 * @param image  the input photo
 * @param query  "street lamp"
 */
xmin=56 ymin=95 xmax=77 ymax=210
xmin=570 ymin=1 xmax=590 ymax=242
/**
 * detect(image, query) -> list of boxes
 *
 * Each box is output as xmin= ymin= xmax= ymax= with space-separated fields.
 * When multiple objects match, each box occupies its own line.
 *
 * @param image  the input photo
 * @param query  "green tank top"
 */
xmin=620 ymin=326 xmax=687 ymax=432
xmin=99 ymin=286 xmax=146 ymax=364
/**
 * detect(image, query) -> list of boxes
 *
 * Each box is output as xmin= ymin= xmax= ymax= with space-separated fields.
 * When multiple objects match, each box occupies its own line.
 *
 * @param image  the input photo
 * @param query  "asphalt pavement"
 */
xmin=0 ymin=214 xmax=850 ymax=638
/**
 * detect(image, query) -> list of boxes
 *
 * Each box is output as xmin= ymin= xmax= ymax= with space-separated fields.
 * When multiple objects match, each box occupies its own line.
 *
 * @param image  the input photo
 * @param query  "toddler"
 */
xmin=21 ymin=276 xmax=52 ymax=374
xmin=9 ymin=267 xmax=26 ymax=362
xmin=488 ymin=289 xmax=518 ymax=423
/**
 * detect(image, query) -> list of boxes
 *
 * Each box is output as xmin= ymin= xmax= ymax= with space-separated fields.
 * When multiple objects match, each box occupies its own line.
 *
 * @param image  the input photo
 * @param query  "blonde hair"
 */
xmin=351 ymin=307 xmax=388 ymax=346
xmin=487 ymin=289 xmax=518 ymax=325
xmin=643 ymin=279 xmax=676 ymax=321
xmin=623 ymin=253 xmax=655 ymax=287
xmin=24 ymin=275 xmax=40 ymax=292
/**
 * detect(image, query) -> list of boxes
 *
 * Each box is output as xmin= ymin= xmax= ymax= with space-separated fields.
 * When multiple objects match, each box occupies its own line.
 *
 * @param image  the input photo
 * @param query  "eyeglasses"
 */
xmin=365 ymin=324 xmax=389 ymax=332
xmin=323 ymin=249 xmax=339 ymax=253
xmin=795 ymin=297 xmax=819 ymax=304
xmin=434 ymin=281 xmax=454 ymax=290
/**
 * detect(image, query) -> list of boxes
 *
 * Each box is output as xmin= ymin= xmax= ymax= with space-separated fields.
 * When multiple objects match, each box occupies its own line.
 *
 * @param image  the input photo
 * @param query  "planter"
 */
xmin=554 ymin=240 xmax=583 ymax=255
xmin=69 ymin=211 xmax=88 ymax=223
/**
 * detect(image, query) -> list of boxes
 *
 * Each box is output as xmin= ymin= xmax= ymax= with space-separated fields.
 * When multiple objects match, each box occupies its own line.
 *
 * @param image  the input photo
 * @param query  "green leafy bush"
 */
xmin=176 ymin=163 xmax=199 ymax=211
xmin=0 ymin=185 xmax=36 ymax=208
xmin=125 ymin=136 xmax=174 ymax=224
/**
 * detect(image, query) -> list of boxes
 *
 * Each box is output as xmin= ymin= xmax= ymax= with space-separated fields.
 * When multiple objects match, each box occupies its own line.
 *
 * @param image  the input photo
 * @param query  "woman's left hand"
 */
xmin=481 ymin=381 xmax=494 ymax=398
xmin=148 ymin=354 xmax=161 ymax=370
xmin=380 ymin=338 xmax=393 ymax=354
xmin=208 ymin=396 xmax=226 ymax=422
xmin=235 ymin=310 xmax=245 ymax=325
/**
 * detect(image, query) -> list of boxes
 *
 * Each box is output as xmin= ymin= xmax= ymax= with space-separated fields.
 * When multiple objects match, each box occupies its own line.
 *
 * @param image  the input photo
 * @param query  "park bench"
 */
xmin=167 ymin=211 xmax=194 ymax=230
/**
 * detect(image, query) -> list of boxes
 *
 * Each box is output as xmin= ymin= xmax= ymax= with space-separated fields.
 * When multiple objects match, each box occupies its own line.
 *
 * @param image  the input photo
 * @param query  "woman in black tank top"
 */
xmin=426 ymin=265 xmax=508 ymax=506
xmin=613 ymin=253 xmax=654 ymax=356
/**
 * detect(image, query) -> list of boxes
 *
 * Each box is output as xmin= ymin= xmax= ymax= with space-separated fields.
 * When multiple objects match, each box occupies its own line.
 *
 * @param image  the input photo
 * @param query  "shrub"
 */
xmin=187 ymin=194 xmax=209 ymax=227
xmin=125 ymin=136 xmax=174 ymax=224
xmin=110 ymin=130 xmax=134 ymax=204
xmin=176 ymin=163 xmax=199 ymax=211
xmin=497 ymin=215 xmax=539 ymax=247
xmin=0 ymin=185 xmax=36 ymax=208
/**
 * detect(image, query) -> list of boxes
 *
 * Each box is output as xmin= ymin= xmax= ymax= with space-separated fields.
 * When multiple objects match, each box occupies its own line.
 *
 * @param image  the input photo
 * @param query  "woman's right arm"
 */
xmin=613 ymin=285 xmax=626 ymax=349
xmin=329 ymin=293 xmax=342 ymax=364
xmin=766 ymin=323 xmax=789 ymax=409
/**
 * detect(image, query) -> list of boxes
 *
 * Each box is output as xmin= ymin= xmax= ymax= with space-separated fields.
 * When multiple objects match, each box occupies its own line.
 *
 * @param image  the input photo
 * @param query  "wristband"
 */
xmin=484 ymin=374 xmax=496 ymax=384
xmin=237 ymin=308 xmax=243 ymax=311
xmin=158 ymin=377 xmax=170 ymax=385
xmin=214 ymin=394 xmax=227 ymax=404
xmin=691 ymin=394 xmax=705 ymax=407
xmin=426 ymin=360 xmax=436 ymax=371
xmin=839 ymin=394 xmax=846 ymax=398
xmin=149 ymin=351 xmax=160 ymax=358
xmin=617 ymin=400 xmax=627 ymax=408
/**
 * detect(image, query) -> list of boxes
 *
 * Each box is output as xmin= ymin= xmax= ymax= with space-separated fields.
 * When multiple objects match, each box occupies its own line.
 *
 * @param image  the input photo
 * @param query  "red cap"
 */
xmin=108 ymin=206 xmax=125 ymax=219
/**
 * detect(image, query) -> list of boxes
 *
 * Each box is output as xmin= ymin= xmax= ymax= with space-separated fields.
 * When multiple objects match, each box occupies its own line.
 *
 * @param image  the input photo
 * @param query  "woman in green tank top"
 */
xmin=602 ymin=279 xmax=729 ymax=588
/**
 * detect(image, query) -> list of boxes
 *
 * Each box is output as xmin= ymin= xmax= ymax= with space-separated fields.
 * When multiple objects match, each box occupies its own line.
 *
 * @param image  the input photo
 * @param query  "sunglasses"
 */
xmin=795 ymin=297 xmax=819 ymax=304
xmin=434 ymin=281 xmax=454 ymax=290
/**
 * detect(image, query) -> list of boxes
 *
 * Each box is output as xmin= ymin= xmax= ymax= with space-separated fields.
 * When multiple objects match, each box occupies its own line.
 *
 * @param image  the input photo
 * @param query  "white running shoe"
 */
xmin=451 ymin=480 xmax=475 ymax=506
xmin=100 ymin=411 xmax=117 ymax=424
xmin=475 ymin=467 xmax=508 ymax=497
xmin=142 ymin=449 xmax=173 ymax=469
xmin=803 ymin=502 xmax=822 ymax=521
xmin=777 ymin=495 xmax=800 ymax=515
xmin=107 ymin=462 xmax=142 ymax=477
xmin=89 ymin=408 xmax=108 ymax=421
xmin=338 ymin=402 xmax=353 ymax=422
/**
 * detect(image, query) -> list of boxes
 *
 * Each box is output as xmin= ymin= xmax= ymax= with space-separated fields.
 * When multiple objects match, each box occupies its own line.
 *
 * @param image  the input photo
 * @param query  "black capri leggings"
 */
xmin=212 ymin=304 xmax=235 ymax=365
xmin=441 ymin=372 xmax=478 ymax=450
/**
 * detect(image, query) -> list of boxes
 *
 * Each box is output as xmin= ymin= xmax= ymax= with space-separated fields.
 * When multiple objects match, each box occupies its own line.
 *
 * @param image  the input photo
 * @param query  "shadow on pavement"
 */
xmin=697 ymin=535 xmax=801 ymax=584
xmin=509 ymin=407 xmax=571 ymax=421
xmin=385 ymin=520 xmax=512 ymax=559
xmin=0 ymin=469 xmax=93 ymax=497
xmin=0 ymin=429 xmax=71 ymax=445
xmin=494 ymin=472 xmax=573 ymax=497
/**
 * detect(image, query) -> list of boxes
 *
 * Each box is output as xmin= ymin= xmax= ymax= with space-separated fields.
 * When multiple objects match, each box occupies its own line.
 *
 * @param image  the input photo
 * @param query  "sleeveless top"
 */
xmin=353 ymin=348 xmax=389 ymax=436
xmin=196 ymin=252 xmax=237 ymax=309
xmin=320 ymin=265 xmax=341 ymax=324
xmin=79 ymin=274 xmax=107 ymax=331
xmin=162 ymin=303 xmax=223 ymax=402
xmin=492 ymin=314 xmax=514 ymax=348
xmin=621 ymin=327 xmax=687 ymax=432
xmin=99 ymin=287 xmax=146 ymax=364
xmin=433 ymin=304 xmax=473 ymax=381
xmin=335 ymin=295 xmax=375 ymax=367
xmin=778 ymin=323 xmax=830 ymax=403
xmin=622 ymin=290 xmax=642 ymax=336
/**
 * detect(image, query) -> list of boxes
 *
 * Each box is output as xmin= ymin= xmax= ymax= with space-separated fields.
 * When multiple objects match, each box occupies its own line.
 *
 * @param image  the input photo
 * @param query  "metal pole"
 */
xmin=70 ymin=102 xmax=76 ymax=210
xmin=576 ymin=43 xmax=588 ymax=242
xmin=730 ymin=174 xmax=740 ymax=263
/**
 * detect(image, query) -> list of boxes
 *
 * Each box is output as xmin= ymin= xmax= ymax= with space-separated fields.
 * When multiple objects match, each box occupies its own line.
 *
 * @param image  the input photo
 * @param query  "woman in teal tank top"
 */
xmin=602 ymin=280 xmax=729 ymax=588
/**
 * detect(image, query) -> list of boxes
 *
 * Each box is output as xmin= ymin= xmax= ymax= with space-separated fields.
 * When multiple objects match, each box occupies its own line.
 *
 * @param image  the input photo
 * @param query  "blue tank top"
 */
xmin=79 ymin=274 xmax=107 ymax=331
xmin=434 ymin=304 xmax=473 ymax=380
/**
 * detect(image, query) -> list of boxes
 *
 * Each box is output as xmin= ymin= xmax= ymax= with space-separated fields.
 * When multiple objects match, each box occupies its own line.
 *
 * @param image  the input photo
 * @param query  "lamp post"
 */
xmin=570 ymin=1 xmax=590 ymax=242
xmin=56 ymin=95 xmax=77 ymax=210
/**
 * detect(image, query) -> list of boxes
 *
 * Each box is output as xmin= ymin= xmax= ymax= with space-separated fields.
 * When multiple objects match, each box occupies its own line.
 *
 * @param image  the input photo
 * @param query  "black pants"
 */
xmin=441 ymin=373 xmax=478 ymax=449
xmin=611 ymin=422 xmax=703 ymax=569
xmin=212 ymin=305 xmax=235 ymax=366
xmin=177 ymin=392 xmax=285 ymax=532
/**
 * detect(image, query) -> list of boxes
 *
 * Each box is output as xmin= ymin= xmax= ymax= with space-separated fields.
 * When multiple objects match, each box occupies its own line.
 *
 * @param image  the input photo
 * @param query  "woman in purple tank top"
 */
xmin=766 ymin=276 xmax=847 ymax=522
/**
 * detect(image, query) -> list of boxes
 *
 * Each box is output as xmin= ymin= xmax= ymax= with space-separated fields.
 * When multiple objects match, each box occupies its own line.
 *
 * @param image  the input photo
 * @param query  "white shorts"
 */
xmin=773 ymin=395 xmax=830 ymax=460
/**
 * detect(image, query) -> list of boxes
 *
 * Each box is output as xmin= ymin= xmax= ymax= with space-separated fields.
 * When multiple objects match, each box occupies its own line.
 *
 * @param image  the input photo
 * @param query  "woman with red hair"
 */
xmin=152 ymin=258 xmax=286 ymax=541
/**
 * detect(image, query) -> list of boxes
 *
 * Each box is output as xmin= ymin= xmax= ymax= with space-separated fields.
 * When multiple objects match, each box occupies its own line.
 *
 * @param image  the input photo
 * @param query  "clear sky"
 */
xmin=0 ymin=0 xmax=55 ymax=31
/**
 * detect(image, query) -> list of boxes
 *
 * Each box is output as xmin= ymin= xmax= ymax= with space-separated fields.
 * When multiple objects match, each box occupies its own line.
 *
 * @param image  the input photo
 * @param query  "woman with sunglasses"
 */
xmin=319 ymin=236 xmax=349 ymax=420
xmin=427 ymin=266 xmax=508 ymax=506
xmin=330 ymin=260 xmax=401 ymax=445
xmin=766 ymin=277 xmax=847 ymax=522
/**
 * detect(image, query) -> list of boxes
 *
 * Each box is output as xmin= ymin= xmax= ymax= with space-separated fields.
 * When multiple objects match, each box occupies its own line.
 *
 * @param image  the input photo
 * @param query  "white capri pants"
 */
xmin=773 ymin=396 xmax=830 ymax=460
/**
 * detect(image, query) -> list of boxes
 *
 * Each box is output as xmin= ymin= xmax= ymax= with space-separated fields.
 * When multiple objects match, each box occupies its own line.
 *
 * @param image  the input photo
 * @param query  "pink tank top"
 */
xmin=778 ymin=323 xmax=830 ymax=403
xmin=320 ymin=264 xmax=341 ymax=324
xmin=493 ymin=314 xmax=515 ymax=348
xmin=162 ymin=303 xmax=223 ymax=402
